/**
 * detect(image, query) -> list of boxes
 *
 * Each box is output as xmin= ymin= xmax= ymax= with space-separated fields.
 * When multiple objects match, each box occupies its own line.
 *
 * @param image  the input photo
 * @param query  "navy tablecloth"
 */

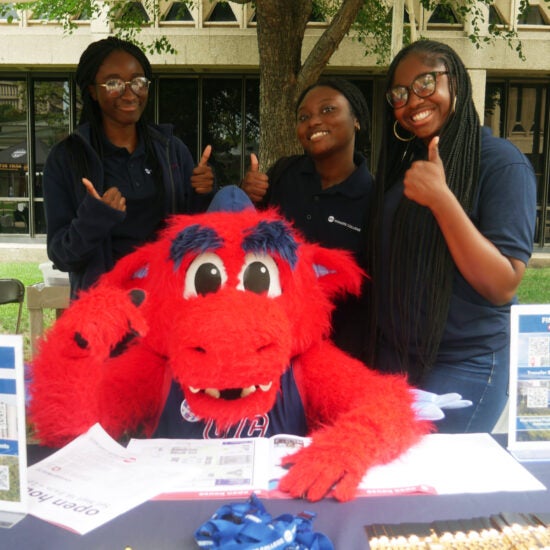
xmin=1 ymin=439 xmax=549 ymax=550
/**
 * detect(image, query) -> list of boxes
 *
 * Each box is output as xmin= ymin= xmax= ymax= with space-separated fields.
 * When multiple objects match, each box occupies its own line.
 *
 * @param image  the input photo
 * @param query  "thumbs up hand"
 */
xmin=241 ymin=153 xmax=269 ymax=204
xmin=403 ymin=136 xmax=447 ymax=208
xmin=191 ymin=145 xmax=215 ymax=194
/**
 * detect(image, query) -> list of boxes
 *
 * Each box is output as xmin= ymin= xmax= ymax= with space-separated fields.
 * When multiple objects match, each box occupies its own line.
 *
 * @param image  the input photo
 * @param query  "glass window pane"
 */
xmin=207 ymin=3 xmax=236 ymax=22
xmin=33 ymin=79 xmax=70 ymax=235
xmin=484 ymin=82 xmax=505 ymax=137
xmin=349 ymin=79 xmax=374 ymax=163
xmin=164 ymin=2 xmax=194 ymax=21
xmin=504 ymin=84 xmax=547 ymax=245
xmin=158 ymin=78 xmax=198 ymax=160
xmin=202 ymin=78 xmax=242 ymax=187
xmin=0 ymin=79 xmax=27 ymax=234
xmin=244 ymin=78 xmax=259 ymax=161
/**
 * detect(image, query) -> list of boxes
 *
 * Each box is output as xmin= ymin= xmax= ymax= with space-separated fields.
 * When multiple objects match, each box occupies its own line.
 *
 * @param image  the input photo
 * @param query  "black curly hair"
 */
xmin=365 ymin=39 xmax=481 ymax=382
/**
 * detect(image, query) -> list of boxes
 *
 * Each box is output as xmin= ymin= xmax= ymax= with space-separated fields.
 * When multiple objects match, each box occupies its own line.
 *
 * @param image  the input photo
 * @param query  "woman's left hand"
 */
xmin=191 ymin=145 xmax=215 ymax=194
xmin=403 ymin=137 xmax=451 ymax=209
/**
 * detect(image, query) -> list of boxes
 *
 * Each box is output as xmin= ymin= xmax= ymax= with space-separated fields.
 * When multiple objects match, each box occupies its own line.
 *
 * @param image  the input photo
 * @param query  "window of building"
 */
xmin=0 ymin=4 xmax=19 ymax=22
xmin=206 ymin=2 xmax=237 ymax=23
xmin=158 ymin=78 xmax=199 ymax=159
xmin=486 ymin=80 xmax=549 ymax=246
xmin=120 ymin=2 xmax=150 ymax=22
xmin=518 ymin=5 xmax=548 ymax=25
xmin=163 ymin=2 xmax=194 ymax=22
xmin=427 ymin=4 xmax=461 ymax=27
xmin=489 ymin=5 xmax=505 ymax=25
xmin=0 ymin=79 xmax=28 ymax=235
xmin=202 ymin=78 xmax=247 ymax=187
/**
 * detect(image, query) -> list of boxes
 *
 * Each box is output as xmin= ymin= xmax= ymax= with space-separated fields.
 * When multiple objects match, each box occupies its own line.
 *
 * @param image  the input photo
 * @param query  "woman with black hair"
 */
xmin=43 ymin=37 xmax=215 ymax=298
xmin=365 ymin=39 xmax=536 ymax=433
xmin=241 ymin=78 xmax=374 ymax=359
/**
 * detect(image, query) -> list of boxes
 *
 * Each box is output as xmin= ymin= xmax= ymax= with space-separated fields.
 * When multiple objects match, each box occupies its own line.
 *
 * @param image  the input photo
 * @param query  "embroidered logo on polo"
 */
xmin=327 ymin=215 xmax=361 ymax=232
xmin=180 ymin=399 xmax=270 ymax=438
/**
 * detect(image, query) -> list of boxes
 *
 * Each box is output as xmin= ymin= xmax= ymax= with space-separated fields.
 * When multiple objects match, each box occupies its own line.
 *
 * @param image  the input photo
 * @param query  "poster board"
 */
xmin=0 ymin=335 xmax=27 ymax=527
xmin=508 ymin=304 xmax=550 ymax=460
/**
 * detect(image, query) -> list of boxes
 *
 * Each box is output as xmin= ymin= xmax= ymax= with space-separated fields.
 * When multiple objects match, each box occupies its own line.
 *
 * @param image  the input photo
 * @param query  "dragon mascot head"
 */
xmin=30 ymin=186 xmax=431 ymax=501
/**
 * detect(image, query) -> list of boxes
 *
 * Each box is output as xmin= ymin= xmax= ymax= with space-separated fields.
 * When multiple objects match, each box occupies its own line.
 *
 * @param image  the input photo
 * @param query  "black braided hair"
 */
xmin=365 ymin=39 xmax=481 ymax=383
xmin=295 ymin=78 xmax=371 ymax=155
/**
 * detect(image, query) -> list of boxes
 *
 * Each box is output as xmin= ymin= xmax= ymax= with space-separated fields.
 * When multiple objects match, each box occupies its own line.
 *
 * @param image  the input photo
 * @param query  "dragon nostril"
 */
xmin=257 ymin=343 xmax=274 ymax=353
xmin=74 ymin=332 xmax=88 ymax=349
xmin=193 ymin=346 xmax=207 ymax=354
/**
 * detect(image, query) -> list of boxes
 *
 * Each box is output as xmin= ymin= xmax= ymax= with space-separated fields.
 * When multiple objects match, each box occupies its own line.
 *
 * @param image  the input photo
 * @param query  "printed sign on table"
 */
xmin=508 ymin=304 xmax=550 ymax=460
xmin=0 ymin=335 xmax=27 ymax=528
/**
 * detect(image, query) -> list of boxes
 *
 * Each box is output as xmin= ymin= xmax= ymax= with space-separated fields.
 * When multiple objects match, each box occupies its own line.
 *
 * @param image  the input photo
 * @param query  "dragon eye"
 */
xmin=238 ymin=253 xmax=281 ymax=297
xmin=184 ymin=252 xmax=227 ymax=298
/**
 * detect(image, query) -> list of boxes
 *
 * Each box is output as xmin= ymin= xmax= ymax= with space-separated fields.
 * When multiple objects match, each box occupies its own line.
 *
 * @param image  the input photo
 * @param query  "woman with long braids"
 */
xmin=365 ymin=40 xmax=536 ymax=433
xmin=43 ymin=37 xmax=215 ymax=298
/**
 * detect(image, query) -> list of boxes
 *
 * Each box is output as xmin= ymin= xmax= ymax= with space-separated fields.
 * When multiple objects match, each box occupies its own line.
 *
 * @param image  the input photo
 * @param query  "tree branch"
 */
xmin=298 ymin=0 xmax=365 ymax=92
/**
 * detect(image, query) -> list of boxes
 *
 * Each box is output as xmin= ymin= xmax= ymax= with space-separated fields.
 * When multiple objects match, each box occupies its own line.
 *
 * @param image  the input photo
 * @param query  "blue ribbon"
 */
xmin=194 ymin=493 xmax=334 ymax=549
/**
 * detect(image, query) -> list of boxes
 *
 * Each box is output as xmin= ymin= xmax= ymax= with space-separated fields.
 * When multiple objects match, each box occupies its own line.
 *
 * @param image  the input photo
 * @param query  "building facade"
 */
xmin=0 ymin=0 xmax=549 ymax=248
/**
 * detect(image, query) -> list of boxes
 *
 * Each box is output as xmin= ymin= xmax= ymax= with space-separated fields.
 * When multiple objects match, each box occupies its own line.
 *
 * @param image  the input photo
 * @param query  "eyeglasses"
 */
xmin=96 ymin=76 xmax=150 ymax=98
xmin=386 ymin=71 xmax=449 ymax=109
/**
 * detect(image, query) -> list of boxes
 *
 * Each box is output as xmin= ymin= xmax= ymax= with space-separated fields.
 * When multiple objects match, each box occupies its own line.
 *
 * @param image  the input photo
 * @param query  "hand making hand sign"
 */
xmin=241 ymin=153 xmax=269 ymax=203
xmin=402 ymin=137 xmax=451 ymax=209
xmin=191 ymin=145 xmax=215 ymax=194
xmin=82 ymin=177 xmax=126 ymax=212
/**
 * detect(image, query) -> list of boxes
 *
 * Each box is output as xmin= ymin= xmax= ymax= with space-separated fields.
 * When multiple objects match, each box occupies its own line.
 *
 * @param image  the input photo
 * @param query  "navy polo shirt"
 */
xmin=102 ymin=134 xmax=163 ymax=261
xmin=265 ymin=154 xmax=373 ymax=264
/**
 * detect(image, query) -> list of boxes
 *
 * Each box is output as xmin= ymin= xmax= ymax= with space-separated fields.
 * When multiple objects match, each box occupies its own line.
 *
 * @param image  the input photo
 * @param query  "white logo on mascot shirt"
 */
xmin=180 ymin=399 xmax=200 ymax=422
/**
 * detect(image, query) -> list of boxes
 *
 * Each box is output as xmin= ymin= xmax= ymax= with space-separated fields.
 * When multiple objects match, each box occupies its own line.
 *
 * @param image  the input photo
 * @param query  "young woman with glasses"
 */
xmin=364 ymin=39 xmax=536 ymax=433
xmin=43 ymin=37 xmax=215 ymax=298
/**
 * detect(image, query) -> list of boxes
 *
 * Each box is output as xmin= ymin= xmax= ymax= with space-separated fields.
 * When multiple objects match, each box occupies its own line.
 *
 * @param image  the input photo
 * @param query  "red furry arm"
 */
xmin=280 ymin=341 xmax=432 ymax=501
xmin=29 ymin=287 xmax=166 ymax=447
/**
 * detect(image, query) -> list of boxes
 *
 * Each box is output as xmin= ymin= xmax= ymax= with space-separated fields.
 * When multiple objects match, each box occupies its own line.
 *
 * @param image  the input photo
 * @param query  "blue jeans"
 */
xmin=419 ymin=348 xmax=509 ymax=433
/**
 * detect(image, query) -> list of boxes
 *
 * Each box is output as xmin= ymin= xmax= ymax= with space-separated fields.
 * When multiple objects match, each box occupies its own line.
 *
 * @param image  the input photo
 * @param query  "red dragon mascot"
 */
xmin=30 ymin=185 xmax=431 ymax=502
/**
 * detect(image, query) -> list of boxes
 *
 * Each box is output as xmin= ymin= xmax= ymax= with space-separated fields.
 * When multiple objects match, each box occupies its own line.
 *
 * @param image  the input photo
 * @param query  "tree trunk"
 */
xmin=255 ymin=0 xmax=367 ymax=171
xmin=255 ymin=0 xmax=311 ymax=170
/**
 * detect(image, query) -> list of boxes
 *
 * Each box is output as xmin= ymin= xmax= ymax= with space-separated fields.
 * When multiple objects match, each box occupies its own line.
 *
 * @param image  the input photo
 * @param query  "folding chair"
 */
xmin=0 ymin=278 xmax=25 ymax=334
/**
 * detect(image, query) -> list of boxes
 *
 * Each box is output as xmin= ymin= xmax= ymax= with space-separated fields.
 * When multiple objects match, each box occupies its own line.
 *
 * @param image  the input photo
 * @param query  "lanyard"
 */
xmin=194 ymin=493 xmax=334 ymax=549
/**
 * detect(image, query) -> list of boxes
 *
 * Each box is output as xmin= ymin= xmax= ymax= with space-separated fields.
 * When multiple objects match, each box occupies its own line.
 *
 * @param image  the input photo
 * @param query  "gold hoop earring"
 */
xmin=393 ymin=120 xmax=415 ymax=142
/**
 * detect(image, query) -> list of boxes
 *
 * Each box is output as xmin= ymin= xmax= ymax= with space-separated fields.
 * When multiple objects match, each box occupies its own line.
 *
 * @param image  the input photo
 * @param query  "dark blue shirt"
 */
xmin=102 ymin=134 xmax=163 ymax=261
xmin=265 ymin=153 xmax=373 ymax=265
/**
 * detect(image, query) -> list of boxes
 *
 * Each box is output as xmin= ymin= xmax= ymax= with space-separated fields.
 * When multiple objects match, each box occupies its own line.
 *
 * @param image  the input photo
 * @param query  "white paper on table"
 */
xmin=356 ymin=433 xmax=546 ymax=496
xmin=27 ymin=424 xmax=164 ymax=535
xmin=127 ymin=436 xmax=271 ymax=498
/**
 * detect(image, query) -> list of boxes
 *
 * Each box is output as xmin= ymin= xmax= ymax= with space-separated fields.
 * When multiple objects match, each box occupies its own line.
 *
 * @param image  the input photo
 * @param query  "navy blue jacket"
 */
xmin=43 ymin=123 xmax=212 ymax=296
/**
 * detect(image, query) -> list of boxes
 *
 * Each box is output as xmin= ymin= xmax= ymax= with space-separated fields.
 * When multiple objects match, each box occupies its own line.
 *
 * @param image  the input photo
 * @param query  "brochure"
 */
xmin=128 ymin=431 xmax=545 ymax=500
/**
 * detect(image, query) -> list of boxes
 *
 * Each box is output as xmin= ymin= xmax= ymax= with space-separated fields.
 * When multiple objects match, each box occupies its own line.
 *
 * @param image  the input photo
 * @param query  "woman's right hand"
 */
xmin=241 ymin=153 xmax=269 ymax=203
xmin=82 ymin=177 xmax=126 ymax=212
